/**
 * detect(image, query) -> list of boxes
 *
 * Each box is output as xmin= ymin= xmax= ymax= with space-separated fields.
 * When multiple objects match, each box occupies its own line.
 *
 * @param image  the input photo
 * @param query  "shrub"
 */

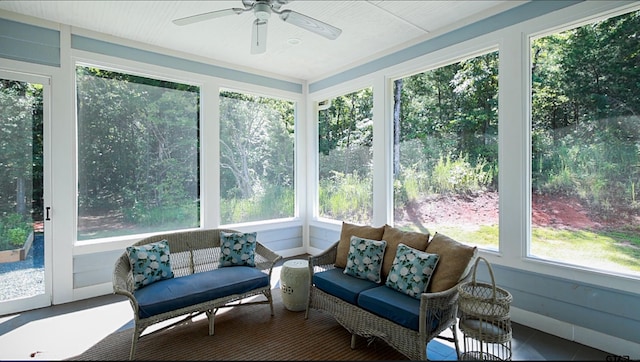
xmin=319 ymin=171 xmax=372 ymax=224
xmin=0 ymin=213 xmax=32 ymax=251
xmin=430 ymin=153 xmax=493 ymax=194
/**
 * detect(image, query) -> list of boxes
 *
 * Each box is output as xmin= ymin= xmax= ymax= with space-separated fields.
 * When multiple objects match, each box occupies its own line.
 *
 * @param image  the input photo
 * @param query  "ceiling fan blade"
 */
xmin=173 ymin=8 xmax=245 ymax=26
xmin=279 ymin=10 xmax=342 ymax=40
xmin=251 ymin=19 xmax=268 ymax=54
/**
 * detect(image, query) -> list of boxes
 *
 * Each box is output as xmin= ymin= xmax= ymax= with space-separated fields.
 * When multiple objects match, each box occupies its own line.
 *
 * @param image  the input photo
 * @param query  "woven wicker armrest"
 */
xmin=255 ymin=242 xmax=282 ymax=277
xmin=417 ymin=282 xmax=463 ymax=342
xmin=113 ymin=252 xmax=138 ymax=309
xmin=308 ymin=240 xmax=339 ymax=273
xmin=420 ymin=283 xmax=460 ymax=312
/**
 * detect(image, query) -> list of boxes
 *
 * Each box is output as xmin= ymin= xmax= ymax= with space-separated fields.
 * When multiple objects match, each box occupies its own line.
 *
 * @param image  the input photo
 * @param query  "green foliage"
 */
xmin=394 ymin=151 xmax=495 ymax=207
xmin=430 ymin=153 xmax=493 ymax=194
xmin=318 ymin=88 xmax=374 ymax=224
xmin=531 ymin=10 xmax=640 ymax=220
xmin=221 ymin=185 xmax=294 ymax=224
xmin=218 ymin=90 xmax=295 ymax=224
xmin=318 ymin=144 xmax=372 ymax=181
xmin=396 ymin=165 xmax=425 ymax=202
xmin=0 ymin=80 xmax=43 ymax=218
xmin=123 ymin=202 xmax=198 ymax=227
xmin=318 ymin=88 xmax=373 ymax=157
xmin=0 ymin=213 xmax=32 ymax=251
xmin=319 ymin=172 xmax=373 ymax=225
xmin=75 ymin=66 xmax=201 ymax=239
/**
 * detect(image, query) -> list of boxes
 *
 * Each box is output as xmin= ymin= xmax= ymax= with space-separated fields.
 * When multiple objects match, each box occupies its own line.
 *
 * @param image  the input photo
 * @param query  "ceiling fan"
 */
xmin=172 ymin=0 xmax=342 ymax=54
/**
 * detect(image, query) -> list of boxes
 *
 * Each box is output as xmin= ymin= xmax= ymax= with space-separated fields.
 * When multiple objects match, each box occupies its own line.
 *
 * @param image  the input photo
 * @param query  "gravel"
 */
xmin=0 ymin=234 xmax=45 ymax=301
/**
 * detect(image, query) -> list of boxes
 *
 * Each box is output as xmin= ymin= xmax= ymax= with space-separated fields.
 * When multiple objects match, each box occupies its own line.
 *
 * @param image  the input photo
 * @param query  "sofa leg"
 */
xmin=269 ymin=295 xmax=275 ymax=317
xmin=451 ymin=323 xmax=461 ymax=358
xmin=350 ymin=334 xmax=358 ymax=350
xmin=129 ymin=329 xmax=139 ymax=360
xmin=207 ymin=309 xmax=215 ymax=335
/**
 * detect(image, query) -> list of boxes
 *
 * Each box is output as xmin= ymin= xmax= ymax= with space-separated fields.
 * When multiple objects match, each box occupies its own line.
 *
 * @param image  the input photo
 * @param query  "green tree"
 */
xmin=76 ymin=67 xmax=199 ymax=235
xmin=0 ymin=80 xmax=41 ymax=219
xmin=531 ymin=10 xmax=640 ymax=218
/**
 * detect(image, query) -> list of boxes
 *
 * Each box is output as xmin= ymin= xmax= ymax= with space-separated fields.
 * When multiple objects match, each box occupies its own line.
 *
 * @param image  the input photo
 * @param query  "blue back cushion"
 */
xmin=357 ymin=286 xmax=440 ymax=332
xmin=134 ymin=266 xmax=269 ymax=319
xmin=313 ymin=268 xmax=379 ymax=304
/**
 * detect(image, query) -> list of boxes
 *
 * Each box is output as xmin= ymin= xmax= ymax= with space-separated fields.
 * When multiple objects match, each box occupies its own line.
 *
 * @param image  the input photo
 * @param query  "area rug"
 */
xmin=68 ymin=289 xmax=409 ymax=361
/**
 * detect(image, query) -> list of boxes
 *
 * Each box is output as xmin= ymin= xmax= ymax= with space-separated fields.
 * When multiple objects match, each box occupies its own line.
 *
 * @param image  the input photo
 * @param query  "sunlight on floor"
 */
xmin=0 ymin=297 xmax=131 ymax=360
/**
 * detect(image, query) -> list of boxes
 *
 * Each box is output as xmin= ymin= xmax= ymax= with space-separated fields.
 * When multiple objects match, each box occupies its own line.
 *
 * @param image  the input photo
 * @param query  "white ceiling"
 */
xmin=0 ymin=0 xmax=528 ymax=82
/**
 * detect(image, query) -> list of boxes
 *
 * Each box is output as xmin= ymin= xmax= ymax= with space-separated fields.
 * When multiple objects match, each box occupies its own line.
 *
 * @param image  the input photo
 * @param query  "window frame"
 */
xmin=71 ymin=51 xmax=205 ymax=247
xmin=70 ymin=51 xmax=306 ymax=250
xmin=387 ymin=47 xmax=501 ymax=252
xmin=516 ymin=2 xmax=640 ymax=289
xmin=315 ymin=86 xmax=375 ymax=224
xmin=310 ymin=79 xmax=376 ymax=225
xmin=524 ymin=6 xmax=640 ymax=279
xmin=217 ymin=86 xmax=299 ymax=227
xmin=73 ymin=58 xmax=203 ymax=243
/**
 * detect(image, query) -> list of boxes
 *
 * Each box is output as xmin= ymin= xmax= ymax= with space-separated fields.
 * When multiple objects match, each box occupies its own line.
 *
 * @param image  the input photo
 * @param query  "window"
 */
xmin=392 ymin=51 xmax=499 ymax=249
xmin=317 ymin=88 xmax=374 ymax=224
xmin=530 ymin=10 xmax=640 ymax=276
xmin=219 ymin=90 xmax=295 ymax=224
xmin=0 ymin=75 xmax=45 ymax=301
xmin=76 ymin=66 xmax=200 ymax=240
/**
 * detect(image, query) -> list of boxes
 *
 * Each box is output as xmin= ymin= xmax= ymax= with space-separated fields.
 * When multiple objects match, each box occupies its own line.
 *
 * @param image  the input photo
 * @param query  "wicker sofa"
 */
xmin=304 ymin=222 xmax=478 ymax=360
xmin=113 ymin=228 xmax=281 ymax=360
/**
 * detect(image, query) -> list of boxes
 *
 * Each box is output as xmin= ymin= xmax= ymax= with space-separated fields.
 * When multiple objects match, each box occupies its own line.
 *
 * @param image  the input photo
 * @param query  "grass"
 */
xmin=531 ymin=227 xmax=640 ymax=274
xmin=421 ymin=223 xmax=640 ymax=275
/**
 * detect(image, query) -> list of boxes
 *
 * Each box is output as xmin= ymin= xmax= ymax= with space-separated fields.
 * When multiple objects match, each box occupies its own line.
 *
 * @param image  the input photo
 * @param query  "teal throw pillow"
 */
xmin=126 ymin=239 xmax=174 ymax=290
xmin=343 ymin=236 xmax=387 ymax=283
xmin=220 ymin=231 xmax=257 ymax=267
xmin=385 ymin=243 xmax=439 ymax=299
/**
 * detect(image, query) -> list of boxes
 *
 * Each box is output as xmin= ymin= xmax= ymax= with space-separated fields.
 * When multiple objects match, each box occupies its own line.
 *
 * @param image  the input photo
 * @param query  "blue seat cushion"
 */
xmin=313 ymin=268 xmax=379 ymax=305
xmin=134 ymin=266 xmax=269 ymax=319
xmin=357 ymin=285 xmax=440 ymax=332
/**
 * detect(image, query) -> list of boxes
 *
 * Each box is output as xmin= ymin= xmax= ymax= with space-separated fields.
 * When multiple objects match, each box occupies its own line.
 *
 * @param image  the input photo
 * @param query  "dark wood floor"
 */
xmin=0 ymin=257 xmax=617 ymax=361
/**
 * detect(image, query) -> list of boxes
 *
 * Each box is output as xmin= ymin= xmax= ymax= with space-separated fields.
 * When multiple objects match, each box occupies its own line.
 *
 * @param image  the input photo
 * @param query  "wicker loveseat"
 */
xmin=113 ymin=228 xmax=281 ymax=360
xmin=305 ymin=222 xmax=478 ymax=360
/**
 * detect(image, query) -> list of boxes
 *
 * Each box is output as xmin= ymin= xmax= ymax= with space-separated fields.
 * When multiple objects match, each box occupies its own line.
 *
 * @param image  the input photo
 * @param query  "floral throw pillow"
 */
xmin=219 ymin=231 xmax=257 ymax=267
xmin=385 ymin=243 xmax=440 ymax=299
xmin=343 ymin=236 xmax=387 ymax=283
xmin=126 ymin=239 xmax=174 ymax=290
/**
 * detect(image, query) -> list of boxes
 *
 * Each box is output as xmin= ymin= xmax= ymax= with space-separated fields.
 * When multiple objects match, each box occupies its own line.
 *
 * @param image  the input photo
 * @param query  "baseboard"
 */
xmin=511 ymin=306 xmax=639 ymax=359
xmin=72 ymin=282 xmax=113 ymax=302
xmin=306 ymin=246 xmax=324 ymax=256
xmin=277 ymin=247 xmax=308 ymax=258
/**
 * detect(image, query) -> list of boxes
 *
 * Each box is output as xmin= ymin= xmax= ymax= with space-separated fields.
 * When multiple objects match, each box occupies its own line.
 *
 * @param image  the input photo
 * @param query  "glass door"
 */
xmin=0 ymin=70 xmax=51 ymax=315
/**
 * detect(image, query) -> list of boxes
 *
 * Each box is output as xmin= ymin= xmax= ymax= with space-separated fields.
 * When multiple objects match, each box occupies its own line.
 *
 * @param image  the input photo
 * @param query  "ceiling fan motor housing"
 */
xmin=254 ymin=2 xmax=272 ymax=20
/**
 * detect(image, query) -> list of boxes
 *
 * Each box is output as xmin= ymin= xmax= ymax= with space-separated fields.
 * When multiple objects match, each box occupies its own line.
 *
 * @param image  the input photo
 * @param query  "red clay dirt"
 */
xmin=396 ymin=191 xmax=626 ymax=230
xmin=38 ymin=191 xmax=630 ymax=234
